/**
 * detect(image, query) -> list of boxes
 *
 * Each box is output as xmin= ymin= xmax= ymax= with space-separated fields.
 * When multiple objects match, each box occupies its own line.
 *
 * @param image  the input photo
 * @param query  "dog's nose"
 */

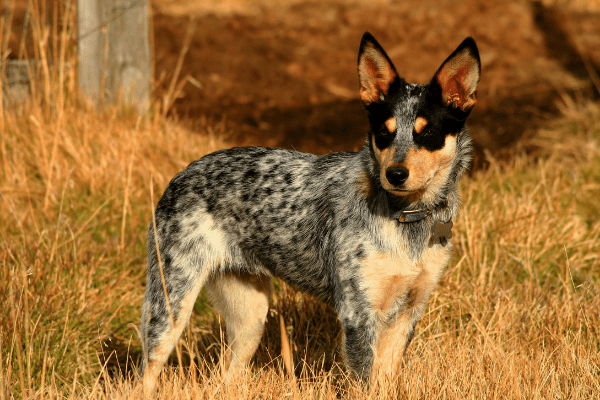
xmin=386 ymin=166 xmax=409 ymax=186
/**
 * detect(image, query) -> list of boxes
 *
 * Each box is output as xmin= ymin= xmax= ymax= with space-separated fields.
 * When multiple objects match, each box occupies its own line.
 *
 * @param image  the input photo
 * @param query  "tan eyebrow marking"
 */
xmin=385 ymin=117 xmax=396 ymax=134
xmin=414 ymin=116 xmax=428 ymax=134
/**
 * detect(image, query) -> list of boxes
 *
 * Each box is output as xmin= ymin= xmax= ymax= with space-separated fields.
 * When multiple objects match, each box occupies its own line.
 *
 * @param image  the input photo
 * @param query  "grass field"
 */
xmin=2 ymin=82 xmax=600 ymax=399
xmin=1 ymin=3 xmax=600 ymax=398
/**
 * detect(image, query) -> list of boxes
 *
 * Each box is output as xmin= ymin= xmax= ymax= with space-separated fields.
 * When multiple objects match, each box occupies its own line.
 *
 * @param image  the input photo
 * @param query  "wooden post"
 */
xmin=77 ymin=0 xmax=150 ymax=113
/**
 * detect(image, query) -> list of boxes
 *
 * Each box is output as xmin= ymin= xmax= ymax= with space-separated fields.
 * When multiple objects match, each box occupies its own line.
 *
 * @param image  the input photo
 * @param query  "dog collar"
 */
xmin=394 ymin=208 xmax=431 ymax=223
xmin=393 ymin=199 xmax=450 ymax=223
xmin=393 ymin=203 xmax=454 ymax=245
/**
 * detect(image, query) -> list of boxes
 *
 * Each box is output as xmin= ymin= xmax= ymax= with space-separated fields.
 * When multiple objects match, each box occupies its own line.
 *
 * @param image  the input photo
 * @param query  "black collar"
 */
xmin=392 ymin=205 xmax=454 ymax=246
xmin=393 ymin=208 xmax=432 ymax=223
xmin=392 ymin=199 xmax=450 ymax=223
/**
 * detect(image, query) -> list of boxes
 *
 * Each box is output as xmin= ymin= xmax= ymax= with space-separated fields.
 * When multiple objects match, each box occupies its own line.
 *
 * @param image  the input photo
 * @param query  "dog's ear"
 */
xmin=432 ymin=37 xmax=480 ymax=115
xmin=358 ymin=32 xmax=399 ymax=106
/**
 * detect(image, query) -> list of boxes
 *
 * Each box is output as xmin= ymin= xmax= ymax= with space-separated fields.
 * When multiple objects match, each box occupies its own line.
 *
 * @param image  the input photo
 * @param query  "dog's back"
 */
xmin=148 ymin=147 xmax=369 ymax=302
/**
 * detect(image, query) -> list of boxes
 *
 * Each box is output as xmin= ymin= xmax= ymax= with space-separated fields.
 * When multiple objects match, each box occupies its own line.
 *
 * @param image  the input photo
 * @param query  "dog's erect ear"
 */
xmin=433 ymin=37 xmax=480 ymax=114
xmin=358 ymin=32 xmax=399 ymax=106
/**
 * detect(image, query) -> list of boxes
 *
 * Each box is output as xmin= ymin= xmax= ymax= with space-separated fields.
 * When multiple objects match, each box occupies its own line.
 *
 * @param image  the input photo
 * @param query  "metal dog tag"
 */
xmin=431 ymin=219 xmax=453 ymax=246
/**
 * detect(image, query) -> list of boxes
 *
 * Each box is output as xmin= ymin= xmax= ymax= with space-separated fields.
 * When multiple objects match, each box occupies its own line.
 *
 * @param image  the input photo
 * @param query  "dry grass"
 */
xmin=1 ymin=2 xmax=600 ymax=398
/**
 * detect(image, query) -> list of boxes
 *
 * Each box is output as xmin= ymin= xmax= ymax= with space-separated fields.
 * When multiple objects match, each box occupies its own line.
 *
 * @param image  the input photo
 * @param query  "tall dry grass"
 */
xmin=1 ymin=1 xmax=600 ymax=399
xmin=1 ymin=1 xmax=227 ymax=397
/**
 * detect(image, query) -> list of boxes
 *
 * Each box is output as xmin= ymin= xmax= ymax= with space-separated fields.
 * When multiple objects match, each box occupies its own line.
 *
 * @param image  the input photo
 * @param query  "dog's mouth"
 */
xmin=386 ymin=186 xmax=427 ymax=201
xmin=386 ymin=178 xmax=431 ymax=194
xmin=389 ymin=188 xmax=411 ymax=193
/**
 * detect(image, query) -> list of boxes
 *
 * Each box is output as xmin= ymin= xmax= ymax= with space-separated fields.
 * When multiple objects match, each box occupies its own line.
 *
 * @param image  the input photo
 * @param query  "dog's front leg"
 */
xmin=336 ymin=293 xmax=379 ymax=381
xmin=370 ymin=268 xmax=440 ymax=381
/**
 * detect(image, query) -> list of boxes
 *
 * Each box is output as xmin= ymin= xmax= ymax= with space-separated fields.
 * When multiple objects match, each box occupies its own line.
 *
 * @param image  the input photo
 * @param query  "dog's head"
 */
xmin=358 ymin=32 xmax=480 ymax=204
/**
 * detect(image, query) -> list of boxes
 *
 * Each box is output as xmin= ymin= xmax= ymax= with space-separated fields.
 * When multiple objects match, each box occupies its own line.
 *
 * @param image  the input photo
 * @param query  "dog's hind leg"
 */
xmin=140 ymin=225 xmax=215 ymax=398
xmin=205 ymin=273 xmax=272 ymax=379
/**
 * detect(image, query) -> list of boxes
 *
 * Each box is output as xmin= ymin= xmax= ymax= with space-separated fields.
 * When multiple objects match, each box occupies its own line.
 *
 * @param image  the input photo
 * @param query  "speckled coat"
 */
xmin=140 ymin=32 xmax=480 ymax=395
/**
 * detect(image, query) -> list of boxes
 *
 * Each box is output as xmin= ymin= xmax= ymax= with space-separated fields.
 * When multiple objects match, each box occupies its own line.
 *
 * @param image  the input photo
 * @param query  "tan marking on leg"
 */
xmin=414 ymin=116 xmax=428 ymax=134
xmin=178 ymin=212 xmax=233 ymax=271
xmin=384 ymin=116 xmax=396 ymax=134
xmin=371 ymin=270 xmax=434 ymax=380
xmin=142 ymin=266 xmax=209 ymax=397
xmin=205 ymin=273 xmax=272 ymax=380
xmin=142 ymin=360 xmax=161 ymax=399
xmin=371 ymin=248 xmax=452 ymax=381
xmin=371 ymin=312 xmax=412 ymax=380
xmin=142 ymin=283 xmax=203 ymax=398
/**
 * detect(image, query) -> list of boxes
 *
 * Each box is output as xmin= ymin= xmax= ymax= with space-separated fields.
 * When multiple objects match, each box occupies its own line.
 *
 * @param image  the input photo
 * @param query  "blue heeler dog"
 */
xmin=140 ymin=32 xmax=480 ymax=395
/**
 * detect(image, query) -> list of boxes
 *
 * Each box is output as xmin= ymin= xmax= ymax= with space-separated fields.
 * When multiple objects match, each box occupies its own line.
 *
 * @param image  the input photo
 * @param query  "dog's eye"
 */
xmin=422 ymin=128 xmax=433 ymax=136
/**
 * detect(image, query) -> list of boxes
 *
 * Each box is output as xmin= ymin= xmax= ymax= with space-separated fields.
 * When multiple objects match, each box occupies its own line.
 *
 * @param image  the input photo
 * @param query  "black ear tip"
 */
xmin=362 ymin=31 xmax=375 ymax=41
xmin=360 ymin=32 xmax=376 ymax=48
xmin=462 ymin=37 xmax=476 ymax=46
xmin=460 ymin=37 xmax=480 ymax=60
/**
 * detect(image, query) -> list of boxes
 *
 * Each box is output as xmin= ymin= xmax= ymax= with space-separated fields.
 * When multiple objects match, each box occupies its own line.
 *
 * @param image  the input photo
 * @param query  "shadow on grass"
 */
xmin=101 ymin=286 xmax=342 ymax=383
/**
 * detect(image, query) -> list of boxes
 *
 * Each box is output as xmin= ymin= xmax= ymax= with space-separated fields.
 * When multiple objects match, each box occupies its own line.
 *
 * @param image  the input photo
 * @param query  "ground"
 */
xmin=4 ymin=0 xmax=600 ymax=161
xmin=149 ymin=0 xmax=600 ymax=165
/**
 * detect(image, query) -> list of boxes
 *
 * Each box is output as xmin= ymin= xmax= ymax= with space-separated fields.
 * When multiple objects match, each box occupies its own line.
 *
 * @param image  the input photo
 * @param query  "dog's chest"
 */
xmin=360 ymin=221 xmax=452 ymax=316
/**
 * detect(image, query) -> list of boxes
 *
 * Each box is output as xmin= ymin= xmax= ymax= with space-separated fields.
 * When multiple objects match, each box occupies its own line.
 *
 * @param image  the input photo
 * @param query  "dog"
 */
xmin=140 ymin=32 xmax=480 ymax=395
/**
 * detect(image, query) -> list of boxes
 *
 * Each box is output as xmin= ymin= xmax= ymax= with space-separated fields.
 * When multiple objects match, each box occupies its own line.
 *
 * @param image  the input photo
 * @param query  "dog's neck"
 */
xmin=387 ymin=191 xmax=453 ymax=224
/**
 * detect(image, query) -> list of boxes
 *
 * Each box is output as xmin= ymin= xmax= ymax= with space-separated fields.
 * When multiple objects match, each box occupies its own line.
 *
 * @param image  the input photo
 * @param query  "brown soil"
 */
xmin=3 ymin=0 xmax=600 ymax=166
xmin=150 ymin=0 xmax=600 ymax=166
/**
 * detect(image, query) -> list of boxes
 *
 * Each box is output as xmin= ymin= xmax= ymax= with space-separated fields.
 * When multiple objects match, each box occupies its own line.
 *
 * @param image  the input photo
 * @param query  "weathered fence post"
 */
xmin=77 ymin=0 xmax=150 ymax=113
